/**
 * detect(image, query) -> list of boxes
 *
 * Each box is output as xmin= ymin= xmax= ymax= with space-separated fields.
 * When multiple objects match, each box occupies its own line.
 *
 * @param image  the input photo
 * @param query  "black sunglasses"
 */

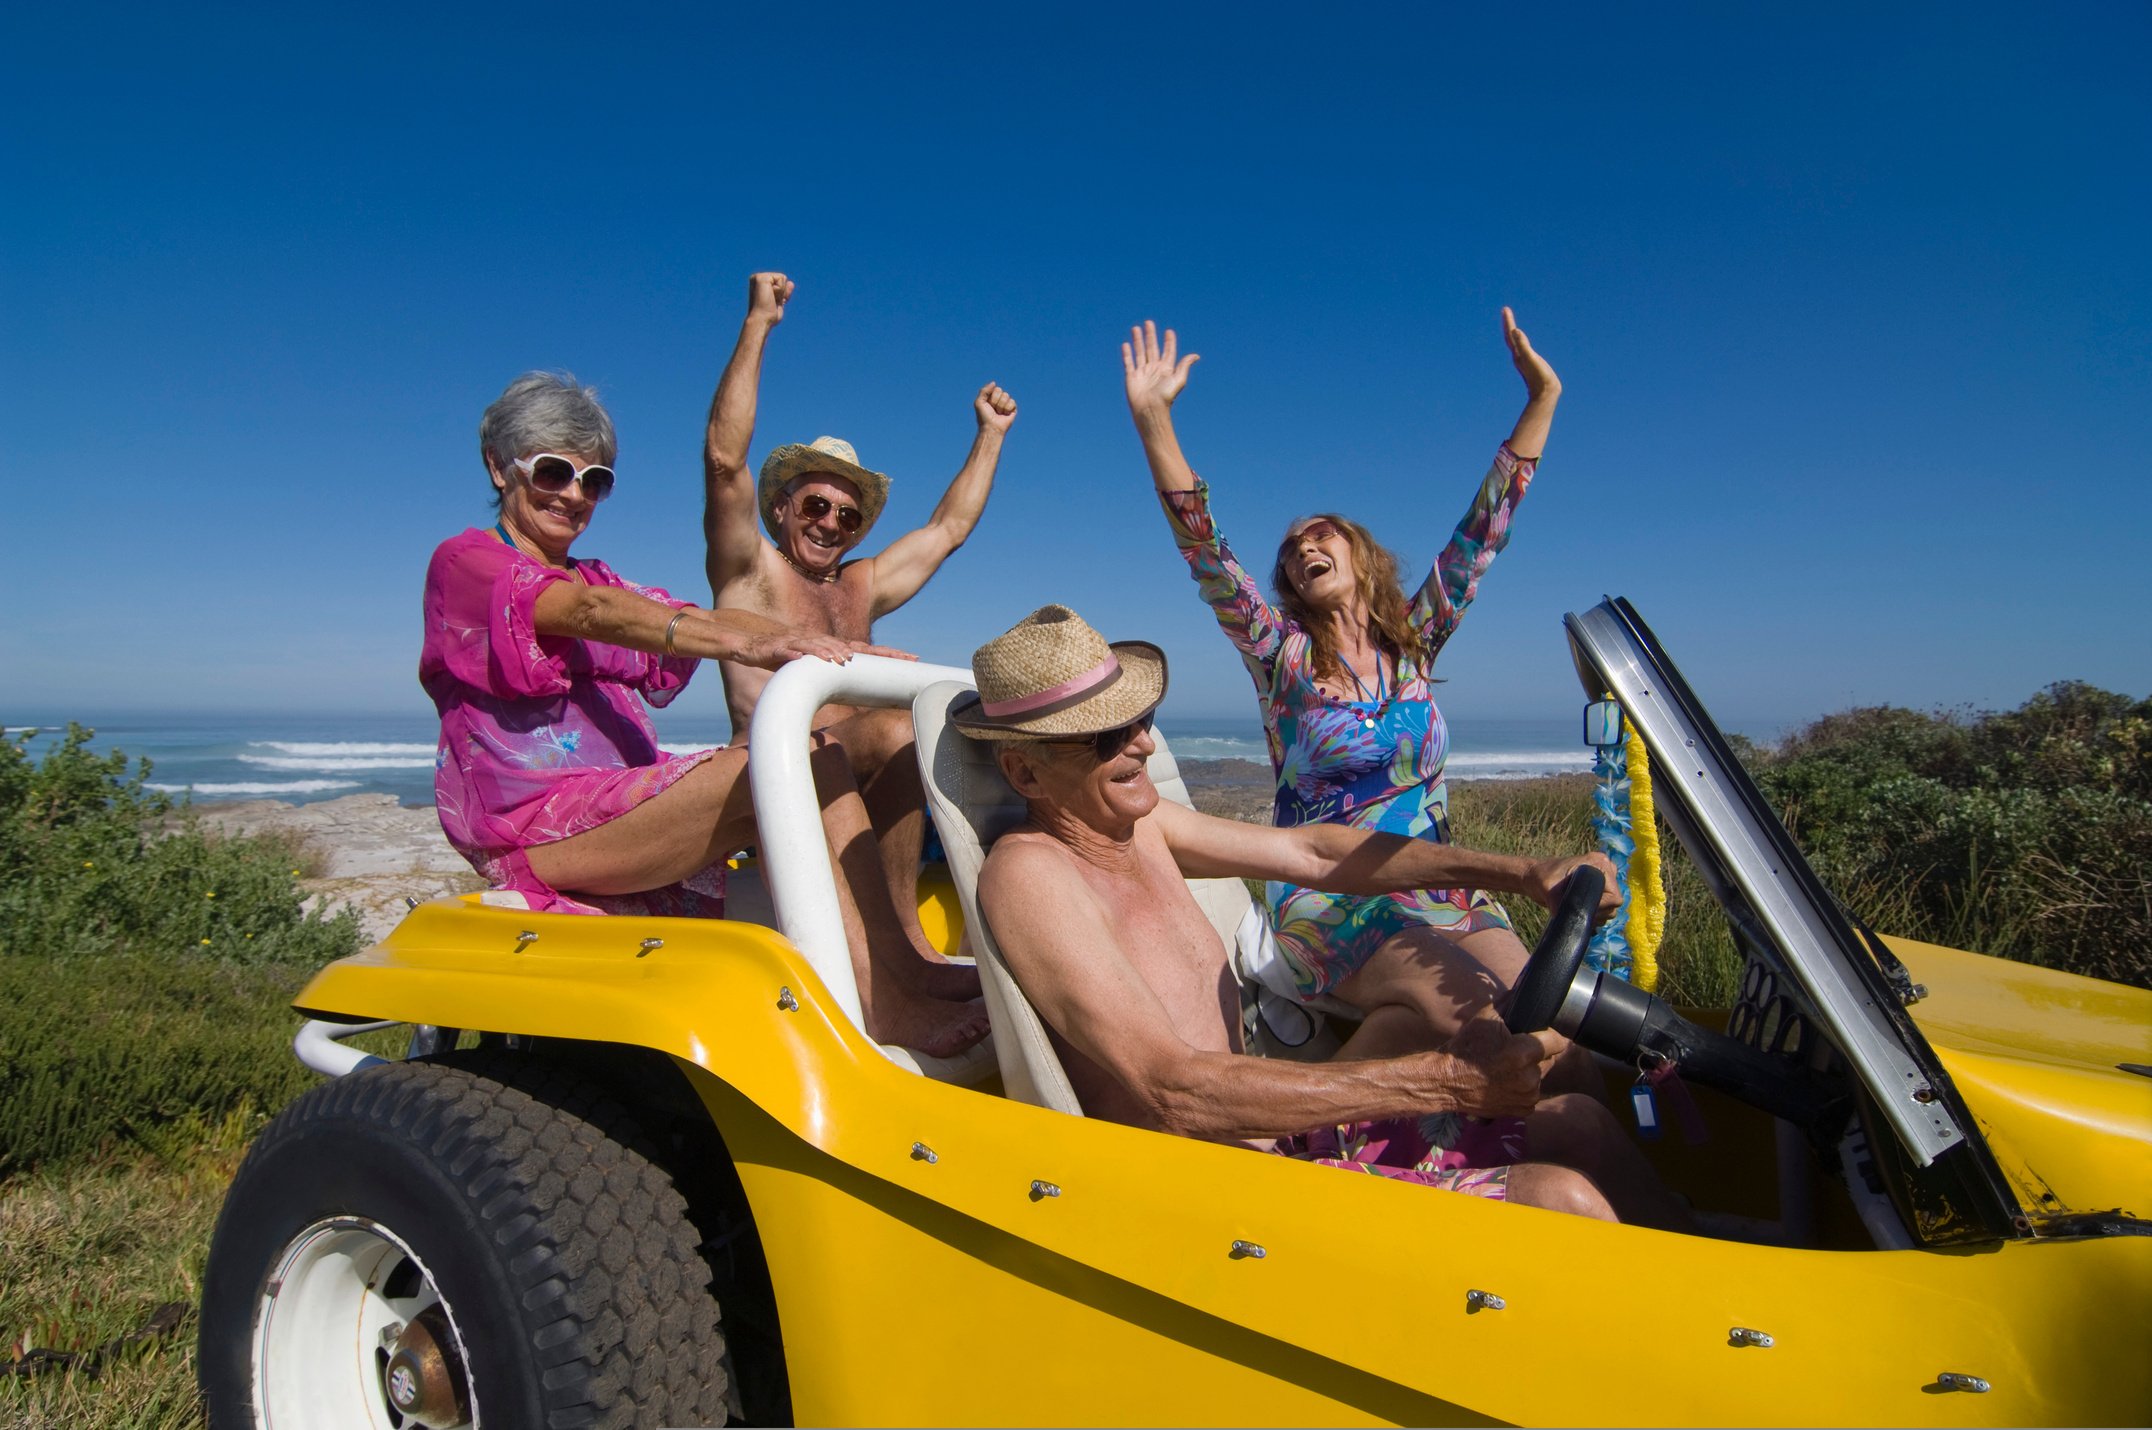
xmin=1045 ymin=710 xmax=1156 ymax=761
xmin=795 ymin=492 xmax=864 ymax=533
xmin=513 ymin=452 xmax=616 ymax=502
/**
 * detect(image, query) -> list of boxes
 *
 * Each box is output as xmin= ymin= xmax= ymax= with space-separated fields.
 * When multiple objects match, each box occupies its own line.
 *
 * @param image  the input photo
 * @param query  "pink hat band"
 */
xmin=979 ymin=654 xmax=1123 ymax=719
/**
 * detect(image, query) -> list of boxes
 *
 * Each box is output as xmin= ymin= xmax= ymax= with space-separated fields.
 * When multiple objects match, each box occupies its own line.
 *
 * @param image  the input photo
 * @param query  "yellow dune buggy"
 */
xmin=197 ymin=599 xmax=2152 ymax=1428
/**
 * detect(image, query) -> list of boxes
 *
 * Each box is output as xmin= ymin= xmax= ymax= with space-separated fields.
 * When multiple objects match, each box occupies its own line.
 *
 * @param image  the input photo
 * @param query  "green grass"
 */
xmin=0 ymin=953 xmax=326 ymax=1179
xmin=1447 ymin=775 xmax=1743 ymax=1009
xmin=0 ymin=1111 xmax=252 ymax=1430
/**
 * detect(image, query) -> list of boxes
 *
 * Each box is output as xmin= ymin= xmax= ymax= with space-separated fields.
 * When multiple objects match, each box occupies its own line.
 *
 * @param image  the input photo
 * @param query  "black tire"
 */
xmin=198 ymin=1053 xmax=733 ymax=1429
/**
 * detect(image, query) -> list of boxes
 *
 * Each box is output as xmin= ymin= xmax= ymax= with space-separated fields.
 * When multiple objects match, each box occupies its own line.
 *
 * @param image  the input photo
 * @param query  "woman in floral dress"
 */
xmin=420 ymin=371 xmax=985 ymax=1056
xmin=1123 ymin=312 xmax=1592 ymax=1054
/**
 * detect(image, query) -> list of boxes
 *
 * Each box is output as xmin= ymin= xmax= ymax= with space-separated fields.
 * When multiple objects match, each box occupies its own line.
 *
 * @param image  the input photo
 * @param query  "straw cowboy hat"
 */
xmin=757 ymin=437 xmax=892 ymax=542
xmin=952 ymin=605 xmax=1168 ymax=740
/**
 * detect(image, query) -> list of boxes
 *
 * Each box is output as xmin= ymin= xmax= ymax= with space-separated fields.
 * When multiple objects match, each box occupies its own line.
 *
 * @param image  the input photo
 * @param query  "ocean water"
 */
xmin=4 ymin=707 xmax=1607 ymax=807
xmin=1160 ymin=716 xmax=1595 ymax=781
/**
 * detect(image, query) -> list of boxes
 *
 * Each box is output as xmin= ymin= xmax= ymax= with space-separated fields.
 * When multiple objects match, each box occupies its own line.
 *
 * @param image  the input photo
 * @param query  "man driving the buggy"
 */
xmin=961 ymin=604 xmax=1694 ymax=1227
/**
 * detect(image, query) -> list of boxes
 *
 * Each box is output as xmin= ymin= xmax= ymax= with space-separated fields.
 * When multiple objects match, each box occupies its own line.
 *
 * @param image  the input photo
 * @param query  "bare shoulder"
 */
xmin=980 ymin=826 xmax=1074 ymax=903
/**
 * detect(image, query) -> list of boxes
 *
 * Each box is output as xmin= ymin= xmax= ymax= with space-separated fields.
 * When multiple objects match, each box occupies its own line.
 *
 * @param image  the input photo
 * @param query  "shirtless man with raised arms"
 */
xmin=702 ymin=272 xmax=1014 ymax=1013
xmin=961 ymin=604 xmax=1693 ymax=1224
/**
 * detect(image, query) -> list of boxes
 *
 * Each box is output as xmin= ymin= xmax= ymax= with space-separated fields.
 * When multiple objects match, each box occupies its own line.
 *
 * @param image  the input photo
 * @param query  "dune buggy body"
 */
xmin=199 ymin=601 xmax=2152 ymax=1428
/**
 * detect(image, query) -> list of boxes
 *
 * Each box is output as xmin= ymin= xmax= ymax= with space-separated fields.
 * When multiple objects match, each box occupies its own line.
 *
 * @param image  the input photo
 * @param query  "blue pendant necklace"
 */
xmin=1337 ymin=649 xmax=1388 ymax=729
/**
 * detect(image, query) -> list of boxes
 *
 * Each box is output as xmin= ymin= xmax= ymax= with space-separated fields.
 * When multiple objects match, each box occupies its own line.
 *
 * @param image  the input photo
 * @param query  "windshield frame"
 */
xmin=1564 ymin=598 xmax=1971 ymax=1166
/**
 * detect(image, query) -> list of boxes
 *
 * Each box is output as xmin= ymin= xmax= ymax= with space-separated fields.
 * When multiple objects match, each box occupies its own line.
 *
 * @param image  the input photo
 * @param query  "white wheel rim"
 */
xmin=252 ymin=1216 xmax=480 ymax=1429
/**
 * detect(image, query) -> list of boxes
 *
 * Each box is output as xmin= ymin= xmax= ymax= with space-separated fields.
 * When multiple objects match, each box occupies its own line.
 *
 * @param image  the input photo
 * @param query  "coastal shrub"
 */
xmin=0 ymin=725 xmax=365 ymax=1173
xmin=0 ymin=724 xmax=361 ymax=963
xmin=1747 ymin=685 xmax=2152 ymax=989
xmin=0 ymin=951 xmax=320 ymax=1177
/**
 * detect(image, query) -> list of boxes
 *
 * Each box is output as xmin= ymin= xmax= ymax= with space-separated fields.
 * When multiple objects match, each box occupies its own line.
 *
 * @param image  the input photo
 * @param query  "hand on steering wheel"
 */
xmin=1504 ymin=865 xmax=1608 ymax=1034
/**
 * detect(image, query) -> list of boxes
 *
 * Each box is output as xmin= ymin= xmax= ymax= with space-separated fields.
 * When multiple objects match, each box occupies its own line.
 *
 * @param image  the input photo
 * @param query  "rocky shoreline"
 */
xmin=193 ymin=759 xmax=1282 ymax=943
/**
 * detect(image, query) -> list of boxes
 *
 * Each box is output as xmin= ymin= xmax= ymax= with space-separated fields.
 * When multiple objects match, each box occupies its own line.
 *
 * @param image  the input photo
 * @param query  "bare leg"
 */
xmin=805 ymin=738 xmax=987 ymax=1047
xmin=524 ymin=748 xmax=987 ymax=1057
xmin=1523 ymin=1093 xmax=1695 ymax=1232
xmin=821 ymin=706 xmax=980 ymax=1001
xmin=812 ymin=779 xmax=990 ymax=1057
xmin=525 ymin=749 xmax=759 ymax=892
xmin=1335 ymin=926 xmax=1506 ymax=1037
xmin=1336 ymin=926 xmax=1601 ymax=1097
xmin=1331 ymin=1005 xmax=1443 ymax=1062
xmin=1503 ymin=1163 xmax=1619 ymax=1221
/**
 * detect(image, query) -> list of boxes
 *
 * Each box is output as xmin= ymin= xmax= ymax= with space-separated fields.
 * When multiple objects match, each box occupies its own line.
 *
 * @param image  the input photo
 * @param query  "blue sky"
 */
xmin=5 ymin=2 xmax=2147 ymax=737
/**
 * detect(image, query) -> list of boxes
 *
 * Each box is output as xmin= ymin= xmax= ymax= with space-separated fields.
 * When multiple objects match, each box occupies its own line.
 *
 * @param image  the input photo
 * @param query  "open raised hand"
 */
xmin=746 ymin=272 xmax=795 ymax=327
xmin=975 ymin=382 xmax=1018 ymax=435
xmin=1502 ymin=306 xmax=1559 ymax=400
xmin=1122 ymin=319 xmax=1200 ymax=418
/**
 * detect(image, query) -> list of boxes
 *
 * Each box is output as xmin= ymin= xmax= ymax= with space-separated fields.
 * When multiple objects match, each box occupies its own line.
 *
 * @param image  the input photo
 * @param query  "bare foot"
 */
xmin=866 ymin=991 xmax=991 ymax=1057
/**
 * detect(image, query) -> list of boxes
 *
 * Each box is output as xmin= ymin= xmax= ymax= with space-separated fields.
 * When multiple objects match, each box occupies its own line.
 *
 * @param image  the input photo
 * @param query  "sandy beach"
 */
xmin=193 ymin=758 xmax=1283 ymax=944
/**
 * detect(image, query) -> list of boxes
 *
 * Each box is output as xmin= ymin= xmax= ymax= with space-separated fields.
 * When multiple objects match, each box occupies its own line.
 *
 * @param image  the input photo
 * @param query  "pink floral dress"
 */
xmin=420 ymin=526 xmax=726 ymax=917
xmin=1160 ymin=444 xmax=1536 ymax=997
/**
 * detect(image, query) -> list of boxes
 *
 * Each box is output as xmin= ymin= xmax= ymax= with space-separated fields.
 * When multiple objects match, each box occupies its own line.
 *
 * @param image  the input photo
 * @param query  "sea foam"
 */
xmin=240 ymin=755 xmax=434 ymax=771
xmin=153 ymin=779 xmax=363 ymax=796
xmin=257 ymin=741 xmax=435 ymax=757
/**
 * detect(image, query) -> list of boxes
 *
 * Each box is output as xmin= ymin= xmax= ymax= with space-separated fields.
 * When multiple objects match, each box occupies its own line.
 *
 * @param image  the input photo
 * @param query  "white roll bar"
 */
xmin=747 ymin=654 xmax=975 ymax=1037
xmin=294 ymin=1019 xmax=398 ymax=1077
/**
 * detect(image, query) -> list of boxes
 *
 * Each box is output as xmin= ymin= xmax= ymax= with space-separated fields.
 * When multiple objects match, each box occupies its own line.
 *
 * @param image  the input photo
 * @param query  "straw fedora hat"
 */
xmin=758 ymin=437 xmax=891 ymax=542
xmin=951 ymin=605 xmax=1168 ymax=740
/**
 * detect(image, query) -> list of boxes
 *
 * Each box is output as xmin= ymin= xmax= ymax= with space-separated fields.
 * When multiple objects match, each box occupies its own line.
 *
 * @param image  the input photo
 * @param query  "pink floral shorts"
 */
xmin=1273 ymin=1113 xmax=1526 ymax=1199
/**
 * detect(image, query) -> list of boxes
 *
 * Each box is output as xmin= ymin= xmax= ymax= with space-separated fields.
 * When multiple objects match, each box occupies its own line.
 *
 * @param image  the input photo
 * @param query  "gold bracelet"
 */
xmin=664 ymin=608 xmax=689 ymax=657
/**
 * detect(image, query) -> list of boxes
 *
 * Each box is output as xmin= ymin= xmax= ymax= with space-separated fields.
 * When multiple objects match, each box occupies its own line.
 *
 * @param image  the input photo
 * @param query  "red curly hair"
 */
xmin=1271 ymin=513 xmax=1421 ymax=685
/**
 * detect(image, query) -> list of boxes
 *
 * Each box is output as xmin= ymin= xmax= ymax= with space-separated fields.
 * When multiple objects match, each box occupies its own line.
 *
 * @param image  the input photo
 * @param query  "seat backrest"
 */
xmin=914 ymin=681 xmax=1086 ymax=1114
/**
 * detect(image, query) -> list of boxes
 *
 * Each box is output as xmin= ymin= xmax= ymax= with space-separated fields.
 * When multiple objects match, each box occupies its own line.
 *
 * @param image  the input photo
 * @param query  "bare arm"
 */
xmin=529 ymin=581 xmax=912 ymax=671
xmin=703 ymin=272 xmax=794 ymax=593
xmin=1501 ymin=306 xmax=1561 ymax=460
xmin=1122 ymin=319 xmax=1202 ymax=492
xmin=866 ymin=382 xmax=1017 ymax=617
xmin=980 ymin=836 xmax=1562 ymax=1140
xmin=1148 ymin=798 xmax=1620 ymax=919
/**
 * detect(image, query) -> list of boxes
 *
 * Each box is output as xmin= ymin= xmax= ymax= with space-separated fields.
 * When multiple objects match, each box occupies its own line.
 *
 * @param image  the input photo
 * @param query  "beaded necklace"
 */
xmin=779 ymin=544 xmax=842 ymax=584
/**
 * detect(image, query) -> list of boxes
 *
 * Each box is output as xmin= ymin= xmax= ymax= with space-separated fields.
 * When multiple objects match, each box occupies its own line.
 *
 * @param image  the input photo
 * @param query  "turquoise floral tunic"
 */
xmin=1160 ymin=444 xmax=1536 ymax=997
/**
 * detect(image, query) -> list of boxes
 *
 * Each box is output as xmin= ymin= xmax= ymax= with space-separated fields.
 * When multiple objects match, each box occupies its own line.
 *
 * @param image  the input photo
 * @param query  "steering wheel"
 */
xmin=1503 ymin=866 xmax=1606 ymax=1034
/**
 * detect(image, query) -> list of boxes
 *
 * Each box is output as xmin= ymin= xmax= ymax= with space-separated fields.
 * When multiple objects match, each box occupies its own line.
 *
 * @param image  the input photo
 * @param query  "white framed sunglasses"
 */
xmin=510 ymin=452 xmax=616 ymax=502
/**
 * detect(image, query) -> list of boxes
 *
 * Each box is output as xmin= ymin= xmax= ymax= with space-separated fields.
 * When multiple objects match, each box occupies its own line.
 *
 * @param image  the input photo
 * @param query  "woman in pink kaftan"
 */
xmin=422 ymin=524 xmax=724 ymax=915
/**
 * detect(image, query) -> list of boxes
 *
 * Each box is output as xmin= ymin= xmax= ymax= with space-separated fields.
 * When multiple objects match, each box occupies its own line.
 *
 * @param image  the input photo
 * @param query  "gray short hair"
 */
xmin=478 ymin=372 xmax=617 ymax=506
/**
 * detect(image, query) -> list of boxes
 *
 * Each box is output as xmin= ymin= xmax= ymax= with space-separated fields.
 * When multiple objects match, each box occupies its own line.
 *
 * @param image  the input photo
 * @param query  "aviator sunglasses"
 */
xmin=511 ymin=452 xmax=616 ymax=502
xmin=1287 ymin=518 xmax=1345 ymax=550
xmin=793 ymin=492 xmax=865 ymax=533
xmin=1046 ymin=710 xmax=1156 ymax=761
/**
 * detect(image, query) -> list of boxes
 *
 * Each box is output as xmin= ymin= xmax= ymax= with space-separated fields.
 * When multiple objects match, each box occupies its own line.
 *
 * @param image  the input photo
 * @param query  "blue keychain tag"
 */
xmin=1629 ymin=1081 xmax=1662 ymax=1140
xmin=1583 ymin=699 xmax=1625 ymax=748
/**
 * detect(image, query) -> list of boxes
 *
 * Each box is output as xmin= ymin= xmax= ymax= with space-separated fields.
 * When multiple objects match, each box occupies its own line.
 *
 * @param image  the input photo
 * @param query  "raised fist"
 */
xmin=976 ymin=382 xmax=1018 ymax=434
xmin=747 ymin=272 xmax=795 ymax=325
